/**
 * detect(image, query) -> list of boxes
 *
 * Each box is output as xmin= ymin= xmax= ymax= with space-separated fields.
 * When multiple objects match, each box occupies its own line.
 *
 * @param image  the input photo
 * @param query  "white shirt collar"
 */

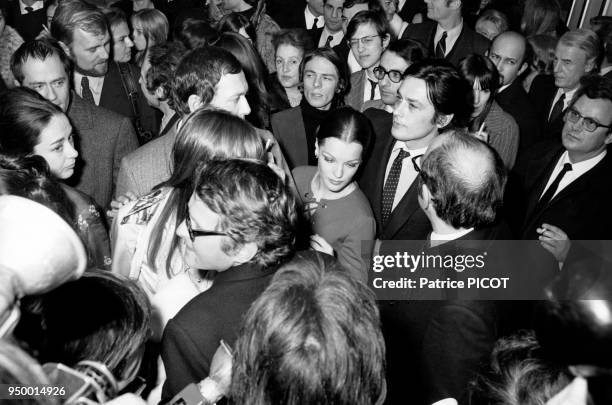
xmin=392 ymin=142 xmax=428 ymax=157
xmin=318 ymin=27 xmax=344 ymax=48
xmin=430 ymin=227 xmax=474 ymax=241
xmin=304 ymin=6 xmax=323 ymax=29
xmin=601 ymin=66 xmax=612 ymax=76
xmin=73 ymin=71 xmax=105 ymax=105
xmin=19 ymin=0 xmax=43 ymax=14
xmin=562 ymin=149 xmax=607 ymax=170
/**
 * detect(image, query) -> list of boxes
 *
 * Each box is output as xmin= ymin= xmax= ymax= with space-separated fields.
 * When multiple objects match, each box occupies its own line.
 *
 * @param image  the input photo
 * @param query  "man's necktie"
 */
xmin=435 ymin=31 xmax=447 ymax=58
xmin=81 ymin=76 xmax=95 ymax=105
xmin=381 ymin=149 xmax=410 ymax=225
xmin=25 ymin=6 xmax=34 ymax=13
xmin=368 ymin=79 xmax=377 ymax=100
xmin=549 ymin=93 xmax=565 ymax=123
xmin=536 ymin=163 xmax=572 ymax=212
xmin=324 ymin=35 xmax=333 ymax=48
xmin=311 ymin=17 xmax=320 ymax=29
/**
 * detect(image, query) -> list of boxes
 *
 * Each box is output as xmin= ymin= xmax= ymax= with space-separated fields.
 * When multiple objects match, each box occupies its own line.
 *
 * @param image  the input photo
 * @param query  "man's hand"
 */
xmin=537 ymin=223 xmax=571 ymax=263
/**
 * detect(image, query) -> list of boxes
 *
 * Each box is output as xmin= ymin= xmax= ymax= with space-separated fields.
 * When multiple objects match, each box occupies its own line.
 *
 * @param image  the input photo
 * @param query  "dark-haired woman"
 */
xmin=271 ymin=47 xmax=350 ymax=169
xmin=459 ymin=54 xmax=519 ymax=169
xmin=0 ymin=88 xmax=111 ymax=269
xmin=293 ymin=107 xmax=375 ymax=281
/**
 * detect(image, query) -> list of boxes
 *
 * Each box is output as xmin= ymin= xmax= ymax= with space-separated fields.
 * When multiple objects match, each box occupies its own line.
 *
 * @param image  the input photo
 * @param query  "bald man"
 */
xmin=488 ymin=31 xmax=540 ymax=156
xmin=380 ymin=129 xmax=509 ymax=405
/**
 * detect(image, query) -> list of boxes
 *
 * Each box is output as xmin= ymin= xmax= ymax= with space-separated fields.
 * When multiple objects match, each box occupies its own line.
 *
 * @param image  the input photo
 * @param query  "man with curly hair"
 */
xmin=160 ymin=158 xmax=298 ymax=402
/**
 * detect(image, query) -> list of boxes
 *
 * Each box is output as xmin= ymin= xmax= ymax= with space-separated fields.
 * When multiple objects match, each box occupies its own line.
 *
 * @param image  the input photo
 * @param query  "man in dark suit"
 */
xmin=161 ymin=159 xmax=298 ymax=402
xmin=51 ymin=0 xmax=158 ymax=144
xmin=380 ymin=128 xmax=508 ymax=405
xmin=529 ymin=29 xmax=600 ymax=142
xmin=488 ymin=31 xmax=540 ymax=156
xmin=519 ymin=75 xmax=612 ymax=255
xmin=11 ymin=39 xmax=138 ymax=209
xmin=359 ymin=59 xmax=473 ymax=241
xmin=401 ymin=0 xmax=489 ymax=67
xmin=309 ymin=0 xmax=345 ymax=48
xmin=0 ymin=0 xmax=46 ymax=41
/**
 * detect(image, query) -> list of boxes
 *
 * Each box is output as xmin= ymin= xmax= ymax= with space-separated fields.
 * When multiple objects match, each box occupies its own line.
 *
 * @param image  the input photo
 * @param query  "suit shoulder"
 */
xmin=530 ymin=74 xmax=555 ymax=95
xmin=271 ymin=106 xmax=301 ymax=126
xmin=468 ymin=26 xmax=490 ymax=50
xmin=123 ymin=133 xmax=173 ymax=164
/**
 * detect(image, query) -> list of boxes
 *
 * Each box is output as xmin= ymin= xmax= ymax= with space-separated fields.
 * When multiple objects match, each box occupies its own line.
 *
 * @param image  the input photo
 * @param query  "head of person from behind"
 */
xmin=171 ymin=46 xmax=251 ymax=118
xmin=230 ymin=251 xmax=386 ymax=405
xmin=562 ymin=75 xmax=612 ymax=164
xmin=10 ymin=39 xmax=72 ymax=113
xmin=0 ymin=88 xmax=78 ymax=181
xmin=176 ymin=159 xmax=298 ymax=272
xmin=50 ymin=0 xmax=110 ymax=77
xmin=418 ymin=129 xmax=506 ymax=231
xmin=391 ymin=59 xmax=473 ymax=149
xmin=314 ymin=107 xmax=372 ymax=196
xmin=300 ymin=47 xmax=349 ymax=111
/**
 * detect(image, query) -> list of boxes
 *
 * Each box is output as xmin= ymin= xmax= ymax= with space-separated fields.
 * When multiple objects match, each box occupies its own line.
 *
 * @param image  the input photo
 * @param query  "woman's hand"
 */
xmin=310 ymin=234 xmax=335 ymax=257
xmin=106 ymin=192 xmax=137 ymax=219
xmin=537 ymin=223 xmax=571 ymax=263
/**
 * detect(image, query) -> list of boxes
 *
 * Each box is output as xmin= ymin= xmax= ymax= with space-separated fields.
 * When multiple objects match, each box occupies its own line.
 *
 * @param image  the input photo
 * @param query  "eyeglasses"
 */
xmin=373 ymin=66 xmax=403 ymax=83
xmin=348 ymin=34 xmax=380 ymax=48
xmin=565 ymin=107 xmax=612 ymax=132
xmin=185 ymin=206 xmax=227 ymax=242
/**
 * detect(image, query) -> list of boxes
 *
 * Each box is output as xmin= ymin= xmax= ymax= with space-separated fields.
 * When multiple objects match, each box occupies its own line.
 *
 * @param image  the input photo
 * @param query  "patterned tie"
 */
xmin=324 ymin=35 xmax=334 ymax=48
xmin=381 ymin=149 xmax=410 ymax=225
xmin=536 ymin=163 xmax=572 ymax=212
xmin=81 ymin=76 xmax=95 ymax=105
xmin=368 ymin=79 xmax=377 ymax=100
xmin=435 ymin=31 xmax=447 ymax=58
xmin=549 ymin=93 xmax=565 ymax=123
xmin=312 ymin=17 xmax=320 ymax=29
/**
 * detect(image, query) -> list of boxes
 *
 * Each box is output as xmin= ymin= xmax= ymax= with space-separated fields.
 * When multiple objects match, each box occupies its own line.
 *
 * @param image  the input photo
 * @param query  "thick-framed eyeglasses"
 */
xmin=348 ymin=34 xmax=380 ymax=48
xmin=185 ymin=206 xmax=227 ymax=242
xmin=565 ymin=107 xmax=612 ymax=132
xmin=373 ymin=66 xmax=403 ymax=83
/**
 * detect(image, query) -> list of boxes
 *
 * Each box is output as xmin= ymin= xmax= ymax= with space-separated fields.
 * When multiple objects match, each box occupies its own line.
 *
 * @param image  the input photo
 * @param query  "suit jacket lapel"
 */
xmin=67 ymin=93 xmax=94 ymax=130
xmin=382 ymin=178 xmax=422 ymax=239
xmin=524 ymin=147 xmax=564 ymax=222
xmin=546 ymin=154 xmax=608 ymax=208
xmin=445 ymin=24 xmax=466 ymax=63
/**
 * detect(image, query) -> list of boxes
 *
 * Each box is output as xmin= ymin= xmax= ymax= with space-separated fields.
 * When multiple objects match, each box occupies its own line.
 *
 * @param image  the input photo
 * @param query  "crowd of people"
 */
xmin=1 ymin=0 xmax=612 ymax=404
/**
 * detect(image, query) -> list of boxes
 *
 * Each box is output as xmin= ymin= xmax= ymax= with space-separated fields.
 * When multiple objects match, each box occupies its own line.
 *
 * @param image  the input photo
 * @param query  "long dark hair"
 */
xmin=300 ymin=47 xmax=350 ymax=110
xmin=458 ymin=54 xmax=500 ymax=132
xmin=0 ymin=88 xmax=64 ymax=157
xmin=146 ymin=109 xmax=266 ymax=274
